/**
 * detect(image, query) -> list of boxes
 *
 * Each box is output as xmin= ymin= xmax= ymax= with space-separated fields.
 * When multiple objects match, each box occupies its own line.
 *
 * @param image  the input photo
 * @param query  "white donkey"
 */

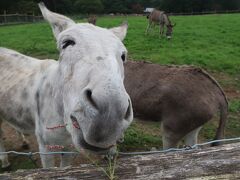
xmin=0 ymin=3 xmax=133 ymax=169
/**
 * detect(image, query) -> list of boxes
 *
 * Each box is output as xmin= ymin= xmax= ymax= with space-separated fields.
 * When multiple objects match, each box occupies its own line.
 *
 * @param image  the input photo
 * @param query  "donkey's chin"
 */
xmin=72 ymin=126 xmax=115 ymax=155
xmin=70 ymin=115 xmax=116 ymax=154
xmin=79 ymin=138 xmax=116 ymax=155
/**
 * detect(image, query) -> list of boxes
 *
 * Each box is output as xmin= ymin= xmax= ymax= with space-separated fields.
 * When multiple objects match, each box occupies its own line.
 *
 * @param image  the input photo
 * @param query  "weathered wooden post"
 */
xmin=0 ymin=143 xmax=239 ymax=179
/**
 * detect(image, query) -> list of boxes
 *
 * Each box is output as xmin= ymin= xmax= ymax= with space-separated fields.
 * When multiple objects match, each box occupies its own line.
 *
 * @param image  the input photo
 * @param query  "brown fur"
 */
xmin=146 ymin=9 xmax=175 ymax=37
xmin=88 ymin=15 xmax=97 ymax=25
xmin=124 ymin=61 xmax=228 ymax=148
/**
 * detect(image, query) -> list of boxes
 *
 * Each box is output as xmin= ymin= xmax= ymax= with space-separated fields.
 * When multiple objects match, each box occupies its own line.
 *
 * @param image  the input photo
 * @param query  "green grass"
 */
xmin=0 ymin=23 xmax=57 ymax=59
xmin=0 ymin=14 xmax=240 ymax=74
xmin=0 ymin=14 xmax=240 ymax=170
xmin=0 ymin=156 xmax=36 ymax=173
xmin=99 ymin=14 xmax=240 ymax=75
xmin=119 ymin=121 xmax=162 ymax=151
xmin=229 ymin=100 xmax=240 ymax=113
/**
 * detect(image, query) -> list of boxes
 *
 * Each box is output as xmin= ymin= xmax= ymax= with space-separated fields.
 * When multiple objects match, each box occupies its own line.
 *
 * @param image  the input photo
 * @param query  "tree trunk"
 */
xmin=0 ymin=143 xmax=240 ymax=180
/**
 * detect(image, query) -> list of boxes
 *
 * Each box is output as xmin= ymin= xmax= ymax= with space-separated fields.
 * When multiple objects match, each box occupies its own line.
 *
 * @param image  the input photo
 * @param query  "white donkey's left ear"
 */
xmin=38 ymin=2 xmax=75 ymax=39
xmin=109 ymin=21 xmax=128 ymax=41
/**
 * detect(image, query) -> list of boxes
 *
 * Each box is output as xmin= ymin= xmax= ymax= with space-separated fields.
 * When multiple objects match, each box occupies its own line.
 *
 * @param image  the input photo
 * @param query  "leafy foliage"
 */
xmin=74 ymin=0 xmax=104 ymax=13
xmin=0 ymin=0 xmax=240 ymax=14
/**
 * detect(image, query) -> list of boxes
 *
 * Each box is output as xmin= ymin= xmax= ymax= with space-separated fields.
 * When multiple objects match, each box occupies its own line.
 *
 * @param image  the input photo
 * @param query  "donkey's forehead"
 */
xmin=59 ymin=23 xmax=119 ymax=43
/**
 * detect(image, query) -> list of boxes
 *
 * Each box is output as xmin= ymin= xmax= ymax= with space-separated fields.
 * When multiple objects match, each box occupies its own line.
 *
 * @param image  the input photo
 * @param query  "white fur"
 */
xmin=0 ymin=3 xmax=133 ymax=168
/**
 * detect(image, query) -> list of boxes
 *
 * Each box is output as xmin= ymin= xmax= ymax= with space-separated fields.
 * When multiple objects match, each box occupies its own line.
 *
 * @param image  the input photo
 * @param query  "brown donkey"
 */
xmin=124 ymin=61 xmax=228 ymax=149
xmin=88 ymin=15 xmax=97 ymax=25
xmin=146 ymin=9 xmax=175 ymax=39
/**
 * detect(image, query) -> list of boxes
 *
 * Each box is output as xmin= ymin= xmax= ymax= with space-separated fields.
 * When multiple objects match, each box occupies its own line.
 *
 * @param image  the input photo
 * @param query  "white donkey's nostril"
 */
xmin=85 ymin=89 xmax=98 ymax=110
xmin=124 ymin=99 xmax=132 ymax=121
xmin=70 ymin=114 xmax=80 ymax=129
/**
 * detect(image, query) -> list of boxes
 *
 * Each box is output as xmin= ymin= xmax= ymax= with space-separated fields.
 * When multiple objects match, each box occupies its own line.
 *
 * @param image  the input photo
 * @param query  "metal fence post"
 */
xmin=32 ymin=12 xmax=35 ymax=22
xmin=4 ymin=10 xmax=7 ymax=24
xmin=17 ymin=13 xmax=20 ymax=22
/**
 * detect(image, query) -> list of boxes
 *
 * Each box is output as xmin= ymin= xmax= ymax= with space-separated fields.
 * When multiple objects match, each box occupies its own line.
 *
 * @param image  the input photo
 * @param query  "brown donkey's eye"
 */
xmin=62 ymin=40 xmax=75 ymax=49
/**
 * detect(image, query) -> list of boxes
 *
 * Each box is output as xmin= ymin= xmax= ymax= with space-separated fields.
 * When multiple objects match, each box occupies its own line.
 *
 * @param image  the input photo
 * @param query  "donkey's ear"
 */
xmin=109 ymin=21 xmax=128 ymax=41
xmin=38 ymin=2 xmax=75 ymax=39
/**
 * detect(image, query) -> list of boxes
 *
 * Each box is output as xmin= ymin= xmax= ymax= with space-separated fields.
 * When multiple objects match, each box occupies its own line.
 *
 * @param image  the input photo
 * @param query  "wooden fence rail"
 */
xmin=0 ymin=142 xmax=239 ymax=179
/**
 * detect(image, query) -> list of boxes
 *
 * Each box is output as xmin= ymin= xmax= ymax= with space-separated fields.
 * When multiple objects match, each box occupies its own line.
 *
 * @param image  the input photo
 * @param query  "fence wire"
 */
xmin=0 ymin=137 xmax=239 ymax=157
xmin=118 ymin=137 xmax=240 ymax=155
xmin=0 ymin=13 xmax=43 ymax=25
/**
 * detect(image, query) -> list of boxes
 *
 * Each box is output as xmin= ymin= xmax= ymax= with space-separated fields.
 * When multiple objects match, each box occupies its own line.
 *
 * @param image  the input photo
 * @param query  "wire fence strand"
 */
xmin=1 ymin=137 xmax=240 ymax=157
xmin=118 ymin=137 xmax=240 ymax=155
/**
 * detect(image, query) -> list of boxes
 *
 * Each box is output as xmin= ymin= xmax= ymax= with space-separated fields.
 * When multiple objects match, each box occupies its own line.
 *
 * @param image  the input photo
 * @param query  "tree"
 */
xmin=132 ymin=3 xmax=143 ymax=13
xmin=16 ymin=0 xmax=38 ymax=14
xmin=0 ymin=0 xmax=240 ymax=14
xmin=102 ymin=0 xmax=129 ymax=13
xmin=74 ymin=0 xmax=104 ymax=14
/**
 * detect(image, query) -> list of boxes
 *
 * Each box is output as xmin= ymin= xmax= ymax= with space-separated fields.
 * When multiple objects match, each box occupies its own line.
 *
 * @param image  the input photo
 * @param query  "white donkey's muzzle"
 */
xmin=71 ymin=79 xmax=133 ymax=150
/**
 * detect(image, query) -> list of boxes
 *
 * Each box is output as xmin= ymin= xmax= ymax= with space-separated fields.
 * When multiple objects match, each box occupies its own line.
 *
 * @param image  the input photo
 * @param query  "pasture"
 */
xmin=0 ymin=13 xmax=240 ymax=171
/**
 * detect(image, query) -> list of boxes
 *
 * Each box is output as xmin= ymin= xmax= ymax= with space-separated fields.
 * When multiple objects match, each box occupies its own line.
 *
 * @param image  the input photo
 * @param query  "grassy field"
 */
xmin=0 ymin=14 xmax=240 ymax=171
xmin=0 ymin=14 xmax=240 ymax=74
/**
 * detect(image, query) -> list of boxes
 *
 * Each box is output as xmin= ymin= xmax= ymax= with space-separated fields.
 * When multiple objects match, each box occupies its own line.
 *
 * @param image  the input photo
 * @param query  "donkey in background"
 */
xmin=88 ymin=15 xmax=97 ymax=25
xmin=124 ymin=61 xmax=228 ymax=149
xmin=146 ymin=9 xmax=176 ymax=39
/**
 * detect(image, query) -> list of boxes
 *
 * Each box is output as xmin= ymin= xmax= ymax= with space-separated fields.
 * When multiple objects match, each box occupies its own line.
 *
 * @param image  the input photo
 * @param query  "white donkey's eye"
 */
xmin=62 ymin=40 xmax=75 ymax=49
xmin=121 ymin=53 xmax=126 ymax=62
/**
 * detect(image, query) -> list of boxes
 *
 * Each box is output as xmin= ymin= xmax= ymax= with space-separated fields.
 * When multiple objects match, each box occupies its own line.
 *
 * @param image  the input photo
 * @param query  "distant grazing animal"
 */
xmin=0 ymin=2 xmax=133 ymax=169
xmin=124 ymin=61 xmax=228 ymax=149
xmin=88 ymin=15 xmax=97 ymax=25
xmin=146 ymin=9 xmax=175 ymax=39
